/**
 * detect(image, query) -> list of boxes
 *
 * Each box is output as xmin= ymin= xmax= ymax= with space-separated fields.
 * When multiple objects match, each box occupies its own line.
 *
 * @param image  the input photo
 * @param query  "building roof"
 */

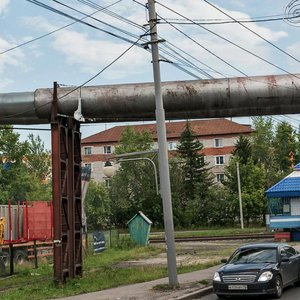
xmin=266 ymin=164 xmax=300 ymax=198
xmin=82 ymin=119 xmax=253 ymax=145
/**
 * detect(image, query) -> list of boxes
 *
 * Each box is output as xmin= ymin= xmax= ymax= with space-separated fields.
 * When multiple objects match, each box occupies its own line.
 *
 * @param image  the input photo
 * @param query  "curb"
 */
xmin=177 ymin=286 xmax=213 ymax=300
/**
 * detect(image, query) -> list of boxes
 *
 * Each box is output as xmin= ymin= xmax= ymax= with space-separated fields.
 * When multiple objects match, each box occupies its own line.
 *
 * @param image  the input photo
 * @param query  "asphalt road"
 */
xmin=197 ymin=284 xmax=300 ymax=299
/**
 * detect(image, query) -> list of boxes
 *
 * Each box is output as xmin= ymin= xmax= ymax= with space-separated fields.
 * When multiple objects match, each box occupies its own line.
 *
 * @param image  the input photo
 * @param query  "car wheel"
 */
xmin=14 ymin=250 xmax=27 ymax=265
xmin=273 ymin=275 xmax=283 ymax=298
xmin=1 ymin=252 xmax=9 ymax=267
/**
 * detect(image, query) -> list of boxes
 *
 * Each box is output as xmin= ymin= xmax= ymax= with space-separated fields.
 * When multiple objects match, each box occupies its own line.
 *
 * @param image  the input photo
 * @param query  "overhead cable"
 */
xmin=202 ymin=0 xmax=300 ymax=64
xmin=157 ymin=13 xmax=248 ymax=76
xmin=26 ymin=0 xmax=137 ymax=45
xmin=162 ymin=14 xmax=299 ymax=25
xmin=0 ymin=0 xmax=123 ymax=55
xmin=156 ymin=1 xmax=300 ymax=80
xmin=0 ymin=29 xmax=149 ymax=120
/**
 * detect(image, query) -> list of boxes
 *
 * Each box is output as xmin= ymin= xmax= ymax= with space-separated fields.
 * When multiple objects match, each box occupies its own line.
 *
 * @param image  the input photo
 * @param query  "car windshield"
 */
xmin=229 ymin=248 xmax=277 ymax=264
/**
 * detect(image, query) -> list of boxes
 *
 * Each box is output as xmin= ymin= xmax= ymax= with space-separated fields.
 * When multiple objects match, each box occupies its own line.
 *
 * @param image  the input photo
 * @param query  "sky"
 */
xmin=1 ymin=0 xmax=300 ymax=149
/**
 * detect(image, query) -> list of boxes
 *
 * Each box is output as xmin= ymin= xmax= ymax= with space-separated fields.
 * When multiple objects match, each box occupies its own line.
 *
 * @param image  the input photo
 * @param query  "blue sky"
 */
xmin=1 ymin=0 xmax=300 ymax=148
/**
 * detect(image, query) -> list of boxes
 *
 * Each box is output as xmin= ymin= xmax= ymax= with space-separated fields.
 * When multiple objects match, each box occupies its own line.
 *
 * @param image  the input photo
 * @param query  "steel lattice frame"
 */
xmin=51 ymin=82 xmax=82 ymax=283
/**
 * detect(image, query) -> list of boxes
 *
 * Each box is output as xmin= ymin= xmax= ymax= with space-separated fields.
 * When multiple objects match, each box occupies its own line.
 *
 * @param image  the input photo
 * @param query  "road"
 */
xmin=198 ymin=285 xmax=300 ymax=299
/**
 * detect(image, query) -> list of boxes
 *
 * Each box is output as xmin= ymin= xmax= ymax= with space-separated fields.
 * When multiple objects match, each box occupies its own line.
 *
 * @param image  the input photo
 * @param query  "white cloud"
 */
xmin=23 ymin=16 xmax=150 ymax=79
xmin=0 ymin=38 xmax=25 ymax=71
xmin=0 ymin=0 xmax=9 ymax=15
xmin=21 ymin=1 xmax=290 ymax=81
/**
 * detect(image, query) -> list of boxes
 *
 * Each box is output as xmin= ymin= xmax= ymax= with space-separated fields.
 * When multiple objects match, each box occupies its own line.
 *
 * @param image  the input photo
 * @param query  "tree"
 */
xmin=0 ymin=128 xmax=52 ymax=203
xmin=232 ymin=136 xmax=252 ymax=164
xmin=175 ymin=122 xmax=214 ymax=226
xmin=26 ymin=134 xmax=51 ymax=182
xmin=0 ymin=126 xmax=30 ymax=204
xmin=85 ymin=181 xmax=111 ymax=230
xmin=109 ymin=126 xmax=162 ymax=227
xmin=273 ymin=121 xmax=297 ymax=173
xmin=24 ymin=134 xmax=52 ymax=201
xmin=115 ymin=126 xmax=153 ymax=155
xmin=224 ymin=156 xmax=266 ymax=226
xmin=251 ymin=117 xmax=274 ymax=167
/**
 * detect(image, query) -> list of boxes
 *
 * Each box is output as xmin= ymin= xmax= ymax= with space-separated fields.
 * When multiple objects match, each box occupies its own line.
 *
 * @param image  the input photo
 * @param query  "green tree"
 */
xmin=232 ymin=136 xmax=252 ymax=164
xmin=0 ymin=128 xmax=52 ymax=203
xmin=251 ymin=117 xmax=274 ymax=167
xmin=115 ymin=126 xmax=153 ymax=155
xmin=85 ymin=181 xmax=111 ymax=230
xmin=273 ymin=121 xmax=297 ymax=174
xmin=0 ymin=126 xmax=30 ymax=204
xmin=224 ymin=156 xmax=266 ymax=226
xmin=109 ymin=126 xmax=162 ymax=227
xmin=175 ymin=122 xmax=214 ymax=226
xmin=25 ymin=134 xmax=52 ymax=201
xmin=251 ymin=116 xmax=282 ymax=187
xmin=199 ymin=185 xmax=236 ymax=226
xmin=26 ymin=134 xmax=51 ymax=182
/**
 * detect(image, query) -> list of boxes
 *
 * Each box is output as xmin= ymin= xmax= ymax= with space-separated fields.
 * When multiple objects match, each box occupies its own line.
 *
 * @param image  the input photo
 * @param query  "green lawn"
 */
xmin=0 ymin=227 xmax=267 ymax=300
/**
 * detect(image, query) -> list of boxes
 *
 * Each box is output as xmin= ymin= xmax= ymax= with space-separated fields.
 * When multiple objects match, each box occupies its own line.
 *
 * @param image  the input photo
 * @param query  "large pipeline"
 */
xmin=0 ymin=73 xmax=300 ymax=124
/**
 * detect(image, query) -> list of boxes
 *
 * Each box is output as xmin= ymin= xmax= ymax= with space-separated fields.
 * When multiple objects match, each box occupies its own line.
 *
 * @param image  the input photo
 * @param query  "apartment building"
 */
xmin=81 ymin=119 xmax=253 ymax=184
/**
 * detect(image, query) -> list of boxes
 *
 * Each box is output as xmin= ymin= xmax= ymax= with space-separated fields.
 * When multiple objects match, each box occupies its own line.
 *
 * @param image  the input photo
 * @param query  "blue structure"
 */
xmin=266 ymin=163 xmax=300 ymax=229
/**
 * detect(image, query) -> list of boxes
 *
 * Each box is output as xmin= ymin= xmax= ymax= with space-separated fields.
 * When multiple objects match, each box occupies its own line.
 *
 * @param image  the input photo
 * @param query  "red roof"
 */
xmin=81 ymin=119 xmax=253 ymax=145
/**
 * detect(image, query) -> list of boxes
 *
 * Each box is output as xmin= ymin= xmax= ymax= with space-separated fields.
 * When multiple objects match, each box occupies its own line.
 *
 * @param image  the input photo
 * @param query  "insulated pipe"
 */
xmin=0 ymin=73 xmax=300 ymax=125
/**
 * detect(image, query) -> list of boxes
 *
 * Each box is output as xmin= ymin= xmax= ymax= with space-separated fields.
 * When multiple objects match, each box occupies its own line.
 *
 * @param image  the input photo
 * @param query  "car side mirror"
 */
xmin=281 ymin=256 xmax=290 ymax=263
xmin=221 ymin=258 xmax=228 ymax=263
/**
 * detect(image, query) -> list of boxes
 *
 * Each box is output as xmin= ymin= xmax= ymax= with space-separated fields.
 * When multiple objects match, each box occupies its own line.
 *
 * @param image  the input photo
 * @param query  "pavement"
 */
xmin=51 ymin=265 xmax=220 ymax=300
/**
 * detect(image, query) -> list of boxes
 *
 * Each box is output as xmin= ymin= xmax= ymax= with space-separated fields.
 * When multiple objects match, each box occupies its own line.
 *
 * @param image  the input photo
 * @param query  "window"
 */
xmin=215 ymin=156 xmax=225 ymax=165
xmin=214 ymin=138 xmax=223 ymax=148
xmin=216 ymin=173 xmax=225 ymax=183
xmin=168 ymin=142 xmax=177 ymax=150
xmin=84 ymin=147 xmax=92 ymax=155
xmin=104 ymin=145 xmax=111 ymax=154
xmin=282 ymin=246 xmax=296 ymax=258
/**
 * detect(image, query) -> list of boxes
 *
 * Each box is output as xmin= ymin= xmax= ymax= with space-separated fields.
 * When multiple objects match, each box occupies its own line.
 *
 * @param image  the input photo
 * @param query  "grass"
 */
xmin=0 ymin=247 xmax=220 ymax=300
xmin=0 ymin=227 xmax=266 ymax=299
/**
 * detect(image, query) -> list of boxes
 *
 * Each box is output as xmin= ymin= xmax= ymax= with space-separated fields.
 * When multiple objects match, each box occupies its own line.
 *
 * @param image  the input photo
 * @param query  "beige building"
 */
xmin=81 ymin=119 xmax=253 ymax=185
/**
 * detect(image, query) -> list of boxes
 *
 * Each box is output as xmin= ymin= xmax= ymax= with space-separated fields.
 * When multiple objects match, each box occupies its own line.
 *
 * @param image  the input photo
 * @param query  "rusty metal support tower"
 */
xmin=51 ymin=82 xmax=82 ymax=283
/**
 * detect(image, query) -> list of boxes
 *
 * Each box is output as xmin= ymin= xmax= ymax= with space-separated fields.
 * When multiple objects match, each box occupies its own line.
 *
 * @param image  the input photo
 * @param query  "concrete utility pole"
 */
xmin=236 ymin=162 xmax=244 ymax=229
xmin=147 ymin=0 xmax=178 ymax=287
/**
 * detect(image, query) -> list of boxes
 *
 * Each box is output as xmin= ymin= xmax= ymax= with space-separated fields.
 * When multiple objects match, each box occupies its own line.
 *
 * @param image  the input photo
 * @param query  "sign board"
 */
xmin=93 ymin=231 xmax=105 ymax=254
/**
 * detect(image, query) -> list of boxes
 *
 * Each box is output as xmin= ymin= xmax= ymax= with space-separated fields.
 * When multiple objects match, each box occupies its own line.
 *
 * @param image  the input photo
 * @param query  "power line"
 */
xmin=156 ymin=1 xmax=300 ymax=80
xmin=0 ymin=0 xmax=123 ymax=55
xmin=0 ymin=29 xmax=148 ymax=121
xmin=162 ymin=15 xmax=299 ymax=25
xmin=26 ymin=0 xmax=138 ymax=45
xmin=202 ymin=0 xmax=300 ymax=65
xmin=76 ymin=0 xmax=144 ymax=31
xmin=51 ymin=0 xmax=142 ymax=40
xmin=76 ymin=0 xmax=208 ymax=78
xmin=0 ymin=127 xmax=51 ymax=131
xmin=157 ymin=13 xmax=248 ymax=76
xmin=162 ymin=41 xmax=226 ymax=77
xmin=27 ymin=0 xmax=204 ymax=79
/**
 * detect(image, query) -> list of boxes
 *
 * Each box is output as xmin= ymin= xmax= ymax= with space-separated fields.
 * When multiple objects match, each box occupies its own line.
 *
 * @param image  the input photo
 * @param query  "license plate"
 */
xmin=228 ymin=285 xmax=248 ymax=290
